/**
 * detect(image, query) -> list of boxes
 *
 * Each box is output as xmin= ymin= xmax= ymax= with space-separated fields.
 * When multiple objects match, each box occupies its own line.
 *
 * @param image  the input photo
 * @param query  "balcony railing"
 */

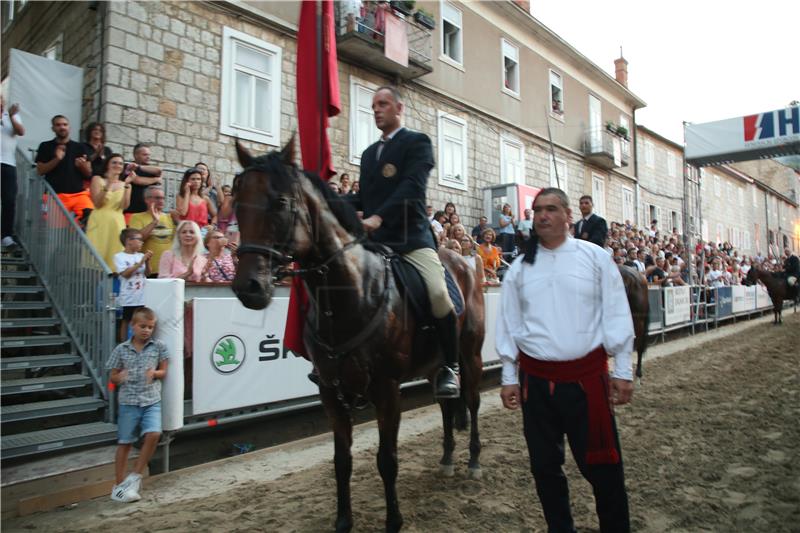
xmin=583 ymin=128 xmax=630 ymax=170
xmin=334 ymin=2 xmax=433 ymax=79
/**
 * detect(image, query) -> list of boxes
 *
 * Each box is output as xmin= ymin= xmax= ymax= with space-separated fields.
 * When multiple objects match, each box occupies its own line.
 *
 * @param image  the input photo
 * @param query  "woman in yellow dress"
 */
xmin=86 ymin=153 xmax=133 ymax=271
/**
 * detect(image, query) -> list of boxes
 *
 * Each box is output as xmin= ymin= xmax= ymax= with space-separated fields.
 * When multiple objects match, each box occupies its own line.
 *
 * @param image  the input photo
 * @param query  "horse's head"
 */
xmin=231 ymin=138 xmax=313 ymax=309
xmin=744 ymin=265 xmax=758 ymax=286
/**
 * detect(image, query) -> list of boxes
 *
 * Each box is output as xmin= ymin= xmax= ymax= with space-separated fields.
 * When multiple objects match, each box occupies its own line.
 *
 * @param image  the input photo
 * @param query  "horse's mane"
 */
xmin=247 ymin=151 xmax=364 ymax=238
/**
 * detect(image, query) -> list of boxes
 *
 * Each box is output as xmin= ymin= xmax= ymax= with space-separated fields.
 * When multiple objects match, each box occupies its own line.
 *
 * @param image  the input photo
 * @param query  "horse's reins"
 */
xmin=234 ymin=163 xmax=392 ymax=409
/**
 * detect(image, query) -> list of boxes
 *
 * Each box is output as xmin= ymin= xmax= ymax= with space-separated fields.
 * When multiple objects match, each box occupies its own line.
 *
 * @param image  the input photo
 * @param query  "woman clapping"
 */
xmin=158 ymin=220 xmax=207 ymax=281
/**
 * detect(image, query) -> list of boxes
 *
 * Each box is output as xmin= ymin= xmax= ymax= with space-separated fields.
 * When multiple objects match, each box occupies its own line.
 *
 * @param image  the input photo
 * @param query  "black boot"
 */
xmin=433 ymin=311 xmax=460 ymax=399
xmin=307 ymin=365 xmax=320 ymax=386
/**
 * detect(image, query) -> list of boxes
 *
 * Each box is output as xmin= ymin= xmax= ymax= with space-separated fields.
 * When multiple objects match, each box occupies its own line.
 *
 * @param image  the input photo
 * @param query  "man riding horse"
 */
xmin=349 ymin=85 xmax=460 ymax=399
xmin=784 ymin=248 xmax=799 ymax=288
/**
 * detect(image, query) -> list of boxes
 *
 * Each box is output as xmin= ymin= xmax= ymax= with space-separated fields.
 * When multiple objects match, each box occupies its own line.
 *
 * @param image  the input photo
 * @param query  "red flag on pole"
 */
xmin=296 ymin=0 xmax=341 ymax=179
xmin=285 ymin=0 xmax=341 ymax=359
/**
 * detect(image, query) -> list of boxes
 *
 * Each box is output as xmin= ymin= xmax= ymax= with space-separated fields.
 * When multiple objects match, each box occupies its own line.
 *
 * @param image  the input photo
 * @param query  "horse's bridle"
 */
xmin=234 ymin=165 xmax=364 ymax=279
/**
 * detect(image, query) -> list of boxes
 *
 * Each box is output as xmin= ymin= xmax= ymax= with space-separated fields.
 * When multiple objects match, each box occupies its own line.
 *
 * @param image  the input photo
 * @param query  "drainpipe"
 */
xmin=632 ymin=108 xmax=640 ymax=225
xmin=89 ymin=1 xmax=106 ymax=123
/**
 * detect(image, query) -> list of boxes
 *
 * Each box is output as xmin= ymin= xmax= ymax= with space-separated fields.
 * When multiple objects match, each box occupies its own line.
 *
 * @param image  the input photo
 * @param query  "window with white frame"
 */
xmin=43 ymin=34 xmax=63 ymax=60
xmin=702 ymin=220 xmax=709 ymax=241
xmin=622 ymin=186 xmax=634 ymax=224
xmin=644 ymin=140 xmax=655 ymax=168
xmin=592 ymin=174 xmax=606 ymax=218
xmin=501 ymin=39 xmax=519 ymax=95
xmin=438 ymin=111 xmax=468 ymax=190
xmin=549 ymin=155 xmax=567 ymax=193
xmin=220 ymin=27 xmax=282 ymax=146
xmin=500 ymin=135 xmax=524 ymax=184
xmin=667 ymin=151 xmax=677 ymax=177
xmin=349 ymin=79 xmax=381 ymax=164
xmin=738 ymin=186 xmax=744 ymax=207
xmin=744 ymin=230 xmax=751 ymax=250
xmin=671 ymin=210 xmax=680 ymax=233
xmin=716 ymin=223 xmax=723 ymax=243
xmin=714 ymin=175 xmax=721 ymax=197
xmin=549 ymin=70 xmax=564 ymax=115
xmin=648 ymin=204 xmax=657 ymax=227
xmin=441 ymin=2 xmax=463 ymax=65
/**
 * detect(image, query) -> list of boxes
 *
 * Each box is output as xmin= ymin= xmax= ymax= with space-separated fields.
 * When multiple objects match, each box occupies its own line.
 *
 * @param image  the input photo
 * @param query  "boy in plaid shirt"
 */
xmin=106 ymin=307 xmax=169 ymax=502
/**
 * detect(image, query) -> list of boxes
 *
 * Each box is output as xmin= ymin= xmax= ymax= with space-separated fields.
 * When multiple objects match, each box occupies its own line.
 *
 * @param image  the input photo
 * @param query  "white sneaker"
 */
xmin=123 ymin=473 xmax=143 ymax=497
xmin=111 ymin=483 xmax=141 ymax=503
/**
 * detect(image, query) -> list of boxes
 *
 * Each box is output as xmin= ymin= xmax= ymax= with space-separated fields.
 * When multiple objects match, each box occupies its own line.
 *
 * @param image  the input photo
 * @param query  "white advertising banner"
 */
xmin=9 ymin=49 xmax=84 ymax=163
xmin=192 ymin=297 xmax=315 ymax=415
xmin=743 ymin=285 xmax=756 ymax=311
xmin=685 ymin=107 xmax=800 ymax=166
xmin=144 ymin=279 xmax=185 ymax=431
xmin=663 ymin=286 xmax=691 ymax=326
xmin=731 ymin=286 xmax=753 ymax=314
xmin=755 ymin=285 xmax=772 ymax=309
xmin=482 ymin=289 xmax=501 ymax=365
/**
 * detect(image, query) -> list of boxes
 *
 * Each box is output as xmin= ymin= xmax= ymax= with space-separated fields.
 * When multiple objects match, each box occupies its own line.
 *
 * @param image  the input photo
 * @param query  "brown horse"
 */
xmin=618 ymin=265 xmax=650 ymax=379
xmin=745 ymin=266 xmax=798 ymax=324
xmin=231 ymin=139 xmax=485 ymax=533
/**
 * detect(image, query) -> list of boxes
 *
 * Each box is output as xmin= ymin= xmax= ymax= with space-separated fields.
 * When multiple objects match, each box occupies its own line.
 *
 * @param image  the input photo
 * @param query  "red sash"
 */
xmin=519 ymin=346 xmax=620 ymax=465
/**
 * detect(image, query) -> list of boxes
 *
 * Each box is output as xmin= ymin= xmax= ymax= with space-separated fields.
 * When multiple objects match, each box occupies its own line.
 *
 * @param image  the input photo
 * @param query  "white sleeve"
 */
xmin=599 ymin=252 xmax=635 ymax=380
xmin=495 ymin=258 xmax=523 ymax=385
xmin=113 ymin=253 xmax=127 ymax=274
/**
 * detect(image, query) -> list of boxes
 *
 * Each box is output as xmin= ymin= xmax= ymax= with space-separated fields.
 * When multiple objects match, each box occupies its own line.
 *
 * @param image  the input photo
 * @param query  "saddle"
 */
xmin=363 ymin=241 xmax=464 ymax=326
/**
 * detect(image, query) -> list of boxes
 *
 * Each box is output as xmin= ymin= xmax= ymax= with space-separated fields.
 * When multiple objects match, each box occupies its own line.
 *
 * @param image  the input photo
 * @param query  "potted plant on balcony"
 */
xmin=605 ymin=120 xmax=616 ymax=133
xmin=414 ymin=8 xmax=435 ymax=29
xmin=390 ymin=0 xmax=415 ymax=16
xmin=616 ymin=125 xmax=629 ymax=139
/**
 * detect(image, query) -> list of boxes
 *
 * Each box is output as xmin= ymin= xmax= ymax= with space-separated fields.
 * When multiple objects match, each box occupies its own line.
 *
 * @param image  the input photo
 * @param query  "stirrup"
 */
xmin=434 ymin=367 xmax=460 ymax=399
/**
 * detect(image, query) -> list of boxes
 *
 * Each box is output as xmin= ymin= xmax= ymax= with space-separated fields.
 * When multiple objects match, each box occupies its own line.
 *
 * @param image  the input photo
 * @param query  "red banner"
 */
xmin=288 ymin=0 xmax=342 ymax=359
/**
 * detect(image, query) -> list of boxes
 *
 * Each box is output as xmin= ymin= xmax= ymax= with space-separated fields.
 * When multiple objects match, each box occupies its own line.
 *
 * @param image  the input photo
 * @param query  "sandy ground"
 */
xmin=5 ymin=312 xmax=799 ymax=532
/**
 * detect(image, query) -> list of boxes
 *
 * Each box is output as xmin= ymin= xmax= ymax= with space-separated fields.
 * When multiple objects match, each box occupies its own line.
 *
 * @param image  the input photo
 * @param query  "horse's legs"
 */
xmin=374 ymin=382 xmax=403 ymax=533
xmin=438 ymin=398 xmax=456 ymax=477
xmin=466 ymin=382 xmax=482 ymax=479
xmin=321 ymin=389 xmax=354 ymax=533
xmin=461 ymin=346 xmax=482 ymax=479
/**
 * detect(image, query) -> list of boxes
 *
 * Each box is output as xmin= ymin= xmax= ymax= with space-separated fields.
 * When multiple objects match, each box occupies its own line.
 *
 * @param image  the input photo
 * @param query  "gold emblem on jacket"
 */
xmin=382 ymin=163 xmax=397 ymax=178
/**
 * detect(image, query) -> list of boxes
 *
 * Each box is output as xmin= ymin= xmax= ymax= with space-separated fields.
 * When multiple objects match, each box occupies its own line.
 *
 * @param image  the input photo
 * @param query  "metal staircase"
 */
xmin=1 ymin=247 xmax=117 ymax=459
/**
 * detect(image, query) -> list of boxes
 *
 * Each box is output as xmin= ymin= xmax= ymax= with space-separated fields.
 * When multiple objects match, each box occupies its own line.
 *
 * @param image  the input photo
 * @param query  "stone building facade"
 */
xmin=2 ymin=0 xmax=797 ymax=251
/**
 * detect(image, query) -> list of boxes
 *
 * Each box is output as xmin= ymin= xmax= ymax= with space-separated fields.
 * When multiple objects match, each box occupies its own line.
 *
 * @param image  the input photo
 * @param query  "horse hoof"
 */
xmin=439 ymin=463 xmax=455 ymax=477
xmin=468 ymin=467 xmax=482 ymax=480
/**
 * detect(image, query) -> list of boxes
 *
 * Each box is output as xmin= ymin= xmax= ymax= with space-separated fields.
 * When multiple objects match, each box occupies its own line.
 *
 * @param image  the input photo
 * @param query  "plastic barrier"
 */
xmin=144 ymin=279 xmax=185 ymax=431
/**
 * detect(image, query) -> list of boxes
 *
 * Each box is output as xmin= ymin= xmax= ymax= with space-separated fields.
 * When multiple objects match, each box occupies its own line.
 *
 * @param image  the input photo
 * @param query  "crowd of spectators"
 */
xmin=425 ymin=197 xmax=798 ymax=290
xmin=16 ymin=112 xmax=798 ymax=298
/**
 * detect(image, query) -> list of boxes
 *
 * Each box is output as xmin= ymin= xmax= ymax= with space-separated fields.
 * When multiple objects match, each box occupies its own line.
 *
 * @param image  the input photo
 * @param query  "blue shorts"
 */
xmin=117 ymin=402 xmax=162 ymax=444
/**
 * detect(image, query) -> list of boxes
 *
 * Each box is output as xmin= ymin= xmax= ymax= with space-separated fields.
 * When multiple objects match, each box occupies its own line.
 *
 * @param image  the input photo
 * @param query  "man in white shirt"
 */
xmin=498 ymin=187 xmax=634 ymax=533
xmin=1 ymin=96 xmax=25 ymax=248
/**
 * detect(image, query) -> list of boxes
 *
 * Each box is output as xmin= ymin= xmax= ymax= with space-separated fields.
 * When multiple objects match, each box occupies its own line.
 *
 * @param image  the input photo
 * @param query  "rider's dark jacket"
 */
xmin=350 ymin=128 xmax=436 ymax=254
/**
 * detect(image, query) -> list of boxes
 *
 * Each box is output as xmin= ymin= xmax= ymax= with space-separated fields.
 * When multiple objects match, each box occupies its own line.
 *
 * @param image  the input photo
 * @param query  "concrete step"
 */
xmin=1 ymin=335 xmax=70 ymax=350
xmin=1 ymin=397 xmax=106 ymax=423
xmin=1 ymin=354 xmax=81 ymax=371
xmin=0 ymin=422 xmax=118 ymax=460
xmin=1 ymin=445 xmax=143 ymax=519
xmin=1 ymin=374 xmax=92 ymax=396
xmin=0 ymin=317 xmax=60 ymax=329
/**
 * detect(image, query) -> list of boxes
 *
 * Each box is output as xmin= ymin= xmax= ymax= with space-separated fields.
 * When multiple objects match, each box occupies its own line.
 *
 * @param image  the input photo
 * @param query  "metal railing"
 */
xmin=334 ymin=2 xmax=433 ymax=67
xmin=13 ymin=153 xmax=117 ymax=414
xmin=583 ymin=128 xmax=630 ymax=166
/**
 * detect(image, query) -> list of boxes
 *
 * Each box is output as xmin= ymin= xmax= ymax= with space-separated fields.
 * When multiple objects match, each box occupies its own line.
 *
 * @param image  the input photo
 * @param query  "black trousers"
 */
xmin=521 ymin=373 xmax=630 ymax=533
xmin=1 ymin=163 xmax=18 ymax=239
